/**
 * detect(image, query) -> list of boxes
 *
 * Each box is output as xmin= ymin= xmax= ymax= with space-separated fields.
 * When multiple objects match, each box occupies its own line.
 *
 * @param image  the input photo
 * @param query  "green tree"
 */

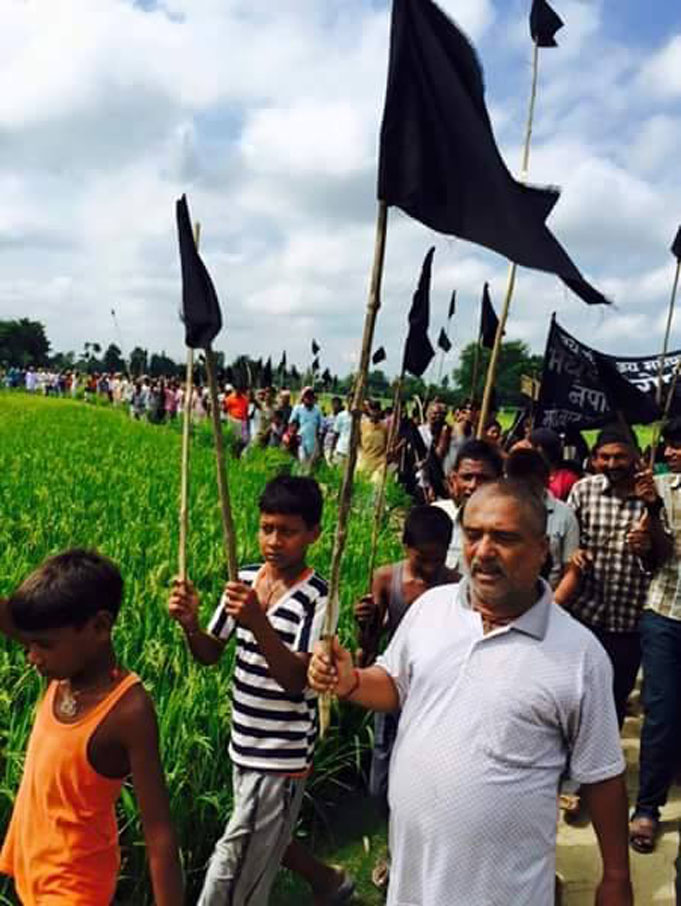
xmin=453 ymin=340 xmax=543 ymax=407
xmin=149 ymin=351 xmax=179 ymax=377
xmin=102 ymin=343 xmax=125 ymax=373
xmin=129 ymin=347 xmax=148 ymax=377
xmin=0 ymin=319 xmax=50 ymax=367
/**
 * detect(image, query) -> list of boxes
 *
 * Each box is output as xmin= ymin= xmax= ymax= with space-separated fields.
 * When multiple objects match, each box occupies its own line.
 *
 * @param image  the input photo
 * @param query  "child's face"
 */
xmin=258 ymin=512 xmax=319 ymax=570
xmin=406 ymin=542 xmax=448 ymax=582
xmin=22 ymin=619 xmax=104 ymax=681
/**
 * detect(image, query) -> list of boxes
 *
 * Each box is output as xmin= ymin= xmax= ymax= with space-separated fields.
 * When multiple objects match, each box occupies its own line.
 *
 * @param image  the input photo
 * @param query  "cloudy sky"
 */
xmin=1 ymin=0 xmax=681 ymax=376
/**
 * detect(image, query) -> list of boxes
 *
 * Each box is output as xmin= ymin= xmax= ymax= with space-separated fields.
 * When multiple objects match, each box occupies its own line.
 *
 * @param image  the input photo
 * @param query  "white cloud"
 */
xmin=640 ymin=34 xmax=681 ymax=99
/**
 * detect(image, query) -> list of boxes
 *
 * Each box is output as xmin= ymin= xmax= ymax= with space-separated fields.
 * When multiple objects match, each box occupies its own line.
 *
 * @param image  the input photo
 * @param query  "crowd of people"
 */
xmin=4 ymin=371 xmax=681 ymax=904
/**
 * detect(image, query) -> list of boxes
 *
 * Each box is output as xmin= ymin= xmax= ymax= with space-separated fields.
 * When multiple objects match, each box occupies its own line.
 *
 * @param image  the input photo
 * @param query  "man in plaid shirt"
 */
xmin=565 ymin=426 xmax=669 ymax=727
xmin=630 ymin=418 xmax=681 ymax=854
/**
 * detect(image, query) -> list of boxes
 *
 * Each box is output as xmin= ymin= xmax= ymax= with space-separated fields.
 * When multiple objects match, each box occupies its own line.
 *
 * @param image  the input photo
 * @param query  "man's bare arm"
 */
xmin=308 ymin=638 xmax=400 ymax=712
xmin=581 ymin=774 xmax=633 ymax=906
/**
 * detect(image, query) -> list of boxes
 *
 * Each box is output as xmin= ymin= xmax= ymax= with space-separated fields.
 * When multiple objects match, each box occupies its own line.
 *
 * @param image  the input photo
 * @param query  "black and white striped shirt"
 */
xmin=207 ymin=565 xmax=330 ymax=773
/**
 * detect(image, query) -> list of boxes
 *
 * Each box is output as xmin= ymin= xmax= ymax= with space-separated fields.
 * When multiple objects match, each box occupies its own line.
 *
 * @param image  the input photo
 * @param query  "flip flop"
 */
xmin=629 ymin=814 xmax=659 ymax=854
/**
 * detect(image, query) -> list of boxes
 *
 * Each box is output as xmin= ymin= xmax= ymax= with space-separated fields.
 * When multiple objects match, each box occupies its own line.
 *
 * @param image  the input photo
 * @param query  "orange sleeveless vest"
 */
xmin=0 ymin=672 xmax=140 ymax=905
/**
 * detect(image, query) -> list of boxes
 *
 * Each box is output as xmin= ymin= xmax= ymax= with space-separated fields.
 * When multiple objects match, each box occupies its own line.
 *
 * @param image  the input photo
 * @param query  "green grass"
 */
xmin=0 ymin=392 xmax=406 ymax=903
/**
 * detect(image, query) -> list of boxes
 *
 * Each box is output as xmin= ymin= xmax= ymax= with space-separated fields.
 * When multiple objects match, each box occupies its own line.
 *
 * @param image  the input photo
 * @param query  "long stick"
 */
xmin=656 ymin=259 xmax=681 ymax=408
xmin=478 ymin=41 xmax=540 ymax=436
xmin=204 ymin=346 xmax=239 ymax=580
xmin=178 ymin=224 xmax=201 ymax=581
xmin=319 ymin=200 xmax=389 ymax=735
xmin=470 ymin=338 xmax=482 ymax=400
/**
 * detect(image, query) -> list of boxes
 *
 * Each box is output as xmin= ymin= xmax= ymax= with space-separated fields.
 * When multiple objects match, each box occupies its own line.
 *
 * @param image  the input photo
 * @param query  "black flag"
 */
xmin=437 ymin=328 xmax=452 ymax=353
xmin=448 ymin=290 xmax=457 ymax=321
xmin=262 ymin=357 xmax=273 ymax=388
xmin=378 ymin=0 xmax=607 ymax=306
xmin=480 ymin=283 xmax=499 ymax=350
xmin=176 ymin=195 xmax=223 ymax=348
xmin=278 ymin=351 xmax=287 ymax=373
xmin=311 ymin=339 xmax=320 ymax=356
xmin=403 ymin=247 xmax=436 ymax=377
xmin=530 ymin=0 xmax=564 ymax=48
xmin=312 ymin=357 xmax=320 ymax=373
xmin=322 ymin=367 xmax=332 ymax=386
xmin=672 ymin=226 xmax=681 ymax=262
xmin=372 ymin=347 xmax=387 ymax=366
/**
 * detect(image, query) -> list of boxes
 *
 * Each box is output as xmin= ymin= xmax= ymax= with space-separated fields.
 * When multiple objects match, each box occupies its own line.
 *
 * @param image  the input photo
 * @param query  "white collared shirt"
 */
xmin=376 ymin=580 xmax=624 ymax=906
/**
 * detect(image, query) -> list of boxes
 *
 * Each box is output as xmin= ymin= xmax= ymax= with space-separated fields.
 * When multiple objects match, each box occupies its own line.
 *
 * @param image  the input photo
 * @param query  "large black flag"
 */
xmin=378 ymin=0 xmax=607 ymax=306
xmin=403 ymin=247 xmax=436 ymax=377
xmin=311 ymin=339 xmax=320 ymax=356
xmin=480 ymin=283 xmax=499 ymax=350
xmin=448 ymin=290 xmax=457 ymax=321
xmin=530 ymin=0 xmax=564 ymax=48
xmin=437 ymin=328 xmax=452 ymax=353
xmin=372 ymin=346 xmax=387 ymax=366
xmin=672 ymin=226 xmax=681 ymax=262
xmin=176 ymin=195 xmax=223 ymax=348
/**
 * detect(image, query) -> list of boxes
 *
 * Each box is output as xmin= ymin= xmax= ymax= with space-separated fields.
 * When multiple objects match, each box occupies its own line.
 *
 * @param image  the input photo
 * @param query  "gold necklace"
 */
xmin=57 ymin=667 xmax=121 ymax=719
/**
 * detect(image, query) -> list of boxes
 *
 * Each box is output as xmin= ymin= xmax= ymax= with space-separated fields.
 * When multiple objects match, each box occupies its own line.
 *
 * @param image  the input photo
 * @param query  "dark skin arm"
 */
xmin=168 ymin=579 xmax=226 ymax=666
xmin=581 ymin=774 xmax=633 ymax=906
xmin=99 ymin=687 xmax=184 ymax=906
xmin=224 ymin=581 xmax=309 ymax=695
xmin=632 ymin=469 xmax=674 ymax=568
xmin=308 ymin=637 xmax=400 ymax=712
xmin=353 ymin=567 xmax=391 ymax=667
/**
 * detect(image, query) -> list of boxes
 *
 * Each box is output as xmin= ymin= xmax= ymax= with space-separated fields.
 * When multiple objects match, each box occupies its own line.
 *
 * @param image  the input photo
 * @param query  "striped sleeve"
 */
xmin=206 ymin=565 xmax=260 ymax=641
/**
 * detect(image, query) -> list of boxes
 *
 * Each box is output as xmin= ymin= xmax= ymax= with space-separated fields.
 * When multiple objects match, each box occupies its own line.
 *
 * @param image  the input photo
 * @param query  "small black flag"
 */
xmin=312 ymin=357 xmax=320 ymax=372
xmin=438 ymin=328 xmax=452 ymax=353
xmin=378 ymin=0 xmax=607 ymax=306
xmin=403 ymin=247 xmax=436 ymax=377
xmin=530 ymin=0 xmax=564 ymax=48
xmin=322 ymin=367 xmax=332 ymax=385
xmin=480 ymin=283 xmax=499 ymax=350
xmin=176 ymin=195 xmax=223 ymax=348
xmin=262 ymin=357 xmax=273 ymax=388
xmin=672 ymin=226 xmax=681 ymax=262
xmin=312 ymin=339 xmax=320 ymax=356
xmin=448 ymin=290 xmax=457 ymax=321
xmin=278 ymin=351 xmax=287 ymax=373
xmin=372 ymin=347 xmax=387 ymax=366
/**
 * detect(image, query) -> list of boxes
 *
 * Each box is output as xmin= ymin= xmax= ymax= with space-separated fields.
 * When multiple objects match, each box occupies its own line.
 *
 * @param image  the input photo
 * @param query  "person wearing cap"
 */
xmin=560 ymin=425 xmax=669 ymax=727
xmin=290 ymin=388 xmax=322 ymax=468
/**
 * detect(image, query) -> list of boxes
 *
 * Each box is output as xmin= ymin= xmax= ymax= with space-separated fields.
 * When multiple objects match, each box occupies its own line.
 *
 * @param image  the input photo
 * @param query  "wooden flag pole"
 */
xmin=204 ymin=346 xmax=239 ymax=581
xmin=178 ymin=221 xmax=201 ymax=582
xmin=319 ymin=200 xmax=389 ymax=735
xmin=478 ymin=41 xmax=540 ymax=437
xmin=656 ymin=258 xmax=681 ymax=408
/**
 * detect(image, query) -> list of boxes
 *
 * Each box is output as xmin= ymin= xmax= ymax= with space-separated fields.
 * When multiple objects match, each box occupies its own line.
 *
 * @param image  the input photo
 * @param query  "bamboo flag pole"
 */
xmin=204 ymin=347 xmax=239 ymax=581
xmin=178 ymin=222 xmax=201 ymax=582
xmin=478 ymin=41 xmax=540 ymax=437
xmin=319 ymin=200 xmax=389 ymax=735
xmin=656 ymin=258 xmax=681 ymax=408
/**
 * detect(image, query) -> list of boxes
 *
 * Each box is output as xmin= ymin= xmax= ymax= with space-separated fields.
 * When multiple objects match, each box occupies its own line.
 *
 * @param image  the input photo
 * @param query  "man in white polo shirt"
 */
xmin=309 ymin=479 xmax=631 ymax=906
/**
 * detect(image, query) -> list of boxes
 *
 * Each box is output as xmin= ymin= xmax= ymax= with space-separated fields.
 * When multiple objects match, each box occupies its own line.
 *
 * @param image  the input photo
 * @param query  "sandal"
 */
xmin=560 ymin=793 xmax=582 ymax=825
xmin=629 ymin=814 xmax=659 ymax=854
xmin=371 ymin=857 xmax=390 ymax=891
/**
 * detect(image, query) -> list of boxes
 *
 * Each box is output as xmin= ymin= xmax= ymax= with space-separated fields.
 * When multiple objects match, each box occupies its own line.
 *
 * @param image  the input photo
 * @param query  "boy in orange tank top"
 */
xmin=0 ymin=549 xmax=183 ymax=906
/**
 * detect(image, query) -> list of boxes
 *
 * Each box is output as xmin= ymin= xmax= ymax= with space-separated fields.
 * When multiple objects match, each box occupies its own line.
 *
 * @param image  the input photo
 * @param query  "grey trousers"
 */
xmin=197 ymin=766 xmax=306 ymax=906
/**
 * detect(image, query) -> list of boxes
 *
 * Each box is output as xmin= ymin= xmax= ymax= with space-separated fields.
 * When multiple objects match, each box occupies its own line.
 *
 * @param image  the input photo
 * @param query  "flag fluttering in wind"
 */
xmin=312 ymin=357 xmax=320 ymax=373
xmin=378 ymin=0 xmax=607 ymax=306
xmin=372 ymin=346 xmax=387 ymax=366
xmin=530 ymin=0 xmax=564 ymax=48
xmin=480 ymin=283 xmax=499 ymax=350
xmin=403 ymin=247 xmax=436 ymax=377
xmin=437 ymin=328 xmax=452 ymax=353
xmin=312 ymin=339 xmax=321 ymax=356
xmin=322 ymin=367 xmax=332 ymax=386
xmin=448 ymin=290 xmax=457 ymax=321
xmin=672 ymin=226 xmax=681 ymax=261
xmin=176 ymin=195 xmax=223 ymax=348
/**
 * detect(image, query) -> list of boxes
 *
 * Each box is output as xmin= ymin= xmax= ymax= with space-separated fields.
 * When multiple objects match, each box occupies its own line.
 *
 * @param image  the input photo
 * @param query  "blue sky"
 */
xmin=1 ymin=0 xmax=680 ymax=376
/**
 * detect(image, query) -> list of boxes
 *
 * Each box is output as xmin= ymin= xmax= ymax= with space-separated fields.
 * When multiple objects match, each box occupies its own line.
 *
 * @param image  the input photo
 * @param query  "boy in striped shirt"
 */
xmin=168 ymin=475 xmax=353 ymax=906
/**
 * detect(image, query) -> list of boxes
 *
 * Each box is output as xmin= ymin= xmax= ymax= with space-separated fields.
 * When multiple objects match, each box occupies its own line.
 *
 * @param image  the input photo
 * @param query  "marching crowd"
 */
xmin=4 ymin=373 xmax=681 ymax=904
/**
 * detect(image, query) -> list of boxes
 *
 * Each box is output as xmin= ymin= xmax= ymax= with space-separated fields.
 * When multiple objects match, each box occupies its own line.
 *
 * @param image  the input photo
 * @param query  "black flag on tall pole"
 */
xmin=311 ymin=339 xmax=321 ymax=356
xmin=403 ymin=247 xmax=436 ymax=377
xmin=176 ymin=195 xmax=222 ymax=348
xmin=262 ymin=357 xmax=273 ymax=388
xmin=437 ymin=328 xmax=452 ymax=353
xmin=378 ymin=0 xmax=607 ymax=306
xmin=278 ymin=350 xmax=287 ymax=373
xmin=672 ymin=227 xmax=681 ymax=261
xmin=530 ymin=0 xmax=564 ymax=48
xmin=448 ymin=290 xmax=457 ymax=322
xmin=372 ymin=347 xmax=387 ymax=366
xmin=480 ymin=283 xmax=499 ymax=350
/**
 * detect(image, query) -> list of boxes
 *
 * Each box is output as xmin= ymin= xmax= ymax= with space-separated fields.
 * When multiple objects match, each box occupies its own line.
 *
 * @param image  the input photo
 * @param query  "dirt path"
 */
xmin=557 ymin=711 xmax=680 ymax=905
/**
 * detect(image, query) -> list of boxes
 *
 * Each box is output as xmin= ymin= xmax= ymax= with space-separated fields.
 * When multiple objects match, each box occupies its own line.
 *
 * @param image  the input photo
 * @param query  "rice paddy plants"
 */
xmin=0 ymin=392 xmax=405 ymax=903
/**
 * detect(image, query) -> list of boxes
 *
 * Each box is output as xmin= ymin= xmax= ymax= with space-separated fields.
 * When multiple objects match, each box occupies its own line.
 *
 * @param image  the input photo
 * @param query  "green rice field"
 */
xmin=0 ymin=392 xmax=405 ymax=904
